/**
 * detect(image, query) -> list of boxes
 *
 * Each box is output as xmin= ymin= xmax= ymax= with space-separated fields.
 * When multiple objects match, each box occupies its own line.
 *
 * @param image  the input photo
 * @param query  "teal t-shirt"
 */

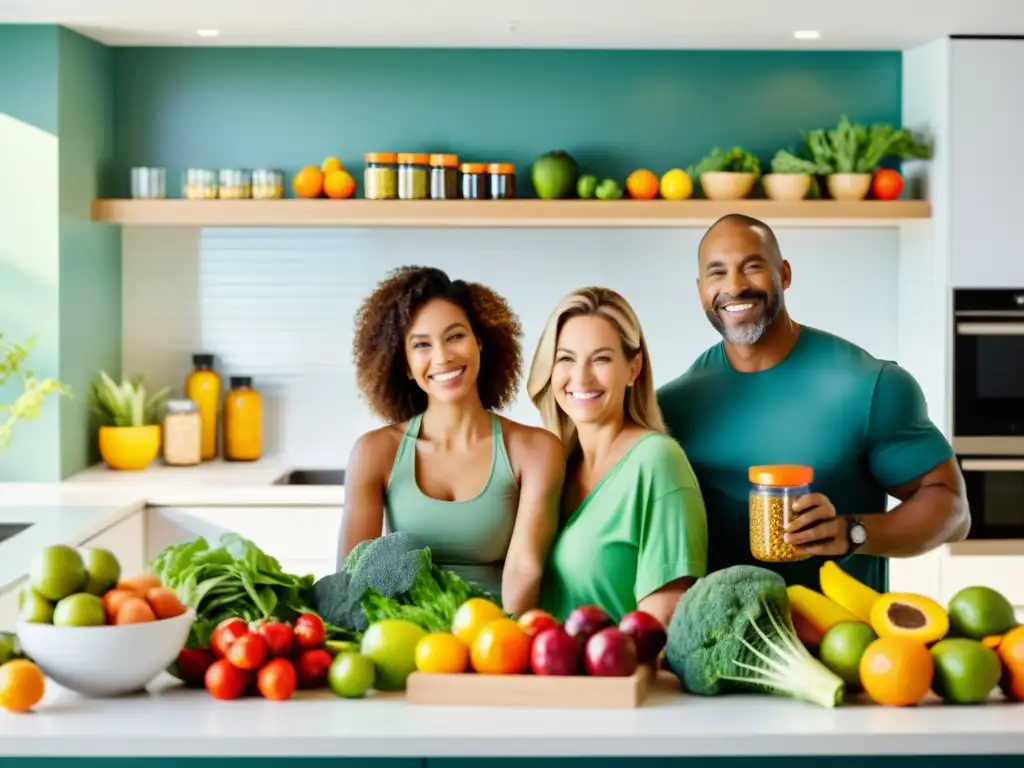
xmin=538 ymin=433 xmax=709 ymax=623
xmin=656 ymin=326 xmax=953 ymax=594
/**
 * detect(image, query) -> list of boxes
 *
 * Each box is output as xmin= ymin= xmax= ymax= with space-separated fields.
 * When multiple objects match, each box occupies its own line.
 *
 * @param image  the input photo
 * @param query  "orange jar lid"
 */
xmin=749 ymin=465 xmax=814 ymax=487
xmin=397 ymin=153 xmax=430 ymax=165
xmin=488 ymin=163 xmax=515 ymax=174
xmin=460 ymin=163 xmax=487 ymax=174
xmin=365 ymin=152 xmax=398 ymax=164
xmin=430 ymin=153 xmax=459 ymax=167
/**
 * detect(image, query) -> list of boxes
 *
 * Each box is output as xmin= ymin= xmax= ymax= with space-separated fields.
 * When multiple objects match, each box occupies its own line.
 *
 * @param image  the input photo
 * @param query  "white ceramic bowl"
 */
xmin=16 ymin=609 xmax=195 ymax=697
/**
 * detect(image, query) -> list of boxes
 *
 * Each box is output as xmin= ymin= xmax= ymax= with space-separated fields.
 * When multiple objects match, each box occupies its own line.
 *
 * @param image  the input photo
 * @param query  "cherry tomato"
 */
xmin=871 ymin=168 xmax=904 ymax=200
xmin=294 ymin=648 xmax=333 ymax=688
xmin=226 ymin=632 xmax=268 ymax=671
xmin=255 ymin=620 xmax=296 ymax=658
xmin=205 ymin=659 xmax=249 ymax=700
xmin=294 ymin=613 xmax=326 ymax=649
xmin=174 ymin=648 xmax=216 ymax=687
xmin=210 ymin=617 xmax=249 ymax=658
xmin=258 ymin=658 xmax=298 ymax=701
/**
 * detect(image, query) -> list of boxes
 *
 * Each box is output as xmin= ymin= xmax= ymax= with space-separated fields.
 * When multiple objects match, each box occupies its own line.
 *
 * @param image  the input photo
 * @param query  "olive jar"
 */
xmin=749 ymin=464 xmax=814 ymax=563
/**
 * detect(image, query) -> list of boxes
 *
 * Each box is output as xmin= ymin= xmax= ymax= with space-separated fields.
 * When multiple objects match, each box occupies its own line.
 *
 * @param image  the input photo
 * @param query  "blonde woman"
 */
xmin=527 ymin=287 xmax=708 ymax=627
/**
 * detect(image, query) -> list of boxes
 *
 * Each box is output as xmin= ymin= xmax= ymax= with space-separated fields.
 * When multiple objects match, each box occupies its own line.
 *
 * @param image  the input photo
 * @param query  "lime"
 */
xmin=818 ymin=621 xmax=878 ymax=688
xmin=52 ymin=593 xmax=106 ymax=627
xmin=931 ymin=638 xmax=1002 ymax=704
xmin=19 ymin=589 xmax=54 ymax=624
xmin=29 ymin=545 xmax=86 ymax=602
xmin=948 ymin=586 xmax=1017 ymax=640
xmin=78 ymin=547 xmax=121 ymax=596
xmin=328 ymin=652 xmax=376 ymax=698
xmin=324 ymin=639 xmax=360 ymax=658
xmin=360 ymin=619 xmax=427 ymax=691
xmin=0 ymin=632 xmax=21 ymax=665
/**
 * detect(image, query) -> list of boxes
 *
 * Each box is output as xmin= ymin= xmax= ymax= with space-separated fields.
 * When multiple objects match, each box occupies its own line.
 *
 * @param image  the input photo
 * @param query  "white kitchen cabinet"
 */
xmin=81 ymin=511 xmax=147 ymax=579
xmin=950 ymin=39 xmax=1024 ymax=288
xmin=0 ymin=578 xmax=26 ymax=633
xmin=146 ymin=506 xmax=343 ymax=581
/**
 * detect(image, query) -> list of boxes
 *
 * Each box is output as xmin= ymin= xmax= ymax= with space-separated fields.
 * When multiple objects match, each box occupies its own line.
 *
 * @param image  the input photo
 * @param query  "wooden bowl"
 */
xmin=762 ymin=173 xmax=811 ymax=201
xmin=827 ymin=173 xmax=872 ymax=201
xmin=699 ymin=172 xmax=757 ymax=201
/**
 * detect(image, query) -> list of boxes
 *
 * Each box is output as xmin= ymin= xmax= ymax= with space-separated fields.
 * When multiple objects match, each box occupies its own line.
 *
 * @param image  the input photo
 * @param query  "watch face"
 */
xmin=851 ymin=524 xmax=867 ymax=545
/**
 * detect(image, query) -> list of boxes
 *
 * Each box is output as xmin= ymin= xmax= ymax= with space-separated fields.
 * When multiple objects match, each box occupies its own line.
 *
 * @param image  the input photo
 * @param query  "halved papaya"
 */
xmin=869 ymin=592 xmax=950 ymax=644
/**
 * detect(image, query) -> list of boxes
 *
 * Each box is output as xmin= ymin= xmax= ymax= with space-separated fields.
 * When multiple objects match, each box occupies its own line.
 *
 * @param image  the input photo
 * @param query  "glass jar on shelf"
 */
xmin=252 ymin=169 xmax=285 ymax=199
xmin=364 ymin=153 xmax=398 ymax=200
xmin=130 ymin=167 xmax=166 ymax=199
xmin=397 ymin=153 xmax=430 ymax=200
xmin=748 ymin=464 xmax=814 ymax=563
xmin=218 ymin=169 xmax=252 ymax=199
xmin=460 ymin=163 xmax=489 ymax=200
xmin=223 ymin=376 xmax=263 ymax=462
xmin=162 ymin=399 xmax=202 ymax=467
xmin=429 ymin=154 xmax=460 ymax=200
xmin=183 ymin=168 xmax=218 ymax=200
xmin=488 ymin=163 xmax=516 ymax=199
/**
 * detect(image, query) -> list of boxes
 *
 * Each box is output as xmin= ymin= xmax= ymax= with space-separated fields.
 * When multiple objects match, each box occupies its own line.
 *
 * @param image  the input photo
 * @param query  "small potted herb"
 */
xmin=687 ymin=146 xmax=761 ymax=201
xmin=90 ymin=371 xmax=171 ymax=471
xmin=762 ymin=151 xmax=829 ymax=201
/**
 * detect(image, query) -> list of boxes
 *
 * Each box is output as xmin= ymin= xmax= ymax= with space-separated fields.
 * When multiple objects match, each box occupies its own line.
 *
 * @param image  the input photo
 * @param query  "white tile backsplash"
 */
xmin=123 ymin=225 xmax=901 ymax=467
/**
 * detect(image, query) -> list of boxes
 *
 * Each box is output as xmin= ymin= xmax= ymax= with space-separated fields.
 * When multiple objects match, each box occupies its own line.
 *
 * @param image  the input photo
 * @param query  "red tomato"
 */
xmin=294 ymin=613 xmax=326 ymax=649
xmin=294 ymin=648 xmax=333 ymax=688
xmin=255 ymin=620 xmax=296 ymax=658
xmin=872 ymin=169 xmax=904 ymax=200
xmin=205 ymin=659 xmax=249 ymax=700
xmin=210 ymin=617 xmax=249 ymax=658
xmin=174 ymin=648 xmax=216 ymax=687
xmin=226 ymin=633 xmax=268 ymax=671
xmin=258 ymin=658 xmax=298 ymax=701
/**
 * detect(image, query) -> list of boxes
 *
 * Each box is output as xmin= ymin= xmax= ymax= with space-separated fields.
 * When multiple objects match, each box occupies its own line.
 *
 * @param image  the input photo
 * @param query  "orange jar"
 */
xmin=185 ymin=354 xmax=221 ymax=461
xmin=223 ymin=376 xmax=262 ymax=462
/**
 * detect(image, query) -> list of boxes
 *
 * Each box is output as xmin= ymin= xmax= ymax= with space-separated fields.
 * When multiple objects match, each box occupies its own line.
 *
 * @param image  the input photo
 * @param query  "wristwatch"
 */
xmin=846 ymin=515 xmax=868 ymax=555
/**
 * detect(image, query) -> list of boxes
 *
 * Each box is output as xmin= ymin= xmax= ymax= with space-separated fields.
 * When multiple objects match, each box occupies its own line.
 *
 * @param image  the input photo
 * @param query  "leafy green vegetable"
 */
xmin=149 ymin=533 xmax=357 ymax=648
xmin=90 ymin=370 xmax=170 ymax=428
xmin=688 ymin=146 xmax=762 ymax=182
xmin=0 ymin=333 xmax=71 ymax=452
xmin=665 ymin=565 xmax=845 ymax=709
xmin=312 ymin=532 xmax=496 ymax=633
xmin=775 ymin=115 xmax=932 ymax=176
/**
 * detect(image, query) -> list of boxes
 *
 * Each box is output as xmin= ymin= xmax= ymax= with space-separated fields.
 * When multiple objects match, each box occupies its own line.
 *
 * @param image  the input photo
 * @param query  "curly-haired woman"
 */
xmin=527 ymin=286 xmax=708 ymax=628
xmin=339 ymin=265 xmax=564 ymax=616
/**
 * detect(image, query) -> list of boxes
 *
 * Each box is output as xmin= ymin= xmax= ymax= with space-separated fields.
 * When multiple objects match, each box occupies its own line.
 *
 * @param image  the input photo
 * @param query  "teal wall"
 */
xmin=111 ymin=48 xmax=902 ymax=198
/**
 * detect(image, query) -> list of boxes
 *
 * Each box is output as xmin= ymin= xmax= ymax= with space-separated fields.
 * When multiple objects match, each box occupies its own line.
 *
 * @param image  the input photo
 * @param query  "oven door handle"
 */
xmin=956 ymin=322 xmax=1024 ymax=335
xmin=960 ymin=458 xmax=1024 ymax=472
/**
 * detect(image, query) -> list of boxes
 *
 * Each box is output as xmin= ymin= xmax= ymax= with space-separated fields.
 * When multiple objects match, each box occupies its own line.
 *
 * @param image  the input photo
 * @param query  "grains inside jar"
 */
xmin=748 ymin=464 xmax=814 ymax=563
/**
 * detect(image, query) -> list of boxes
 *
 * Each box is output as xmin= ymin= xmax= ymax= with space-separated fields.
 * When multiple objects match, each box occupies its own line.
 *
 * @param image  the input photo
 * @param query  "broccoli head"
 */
xmin=665 ymin=565 xmax=845 ymax=709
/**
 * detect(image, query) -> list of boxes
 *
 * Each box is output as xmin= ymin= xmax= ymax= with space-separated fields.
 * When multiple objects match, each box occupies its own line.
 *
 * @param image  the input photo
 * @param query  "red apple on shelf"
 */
xmin=564 ymin=604 xmax=613 ymax=642
xmin=530 ymin=627 xmax=579 ymax=676
xmin=618 ymin=610 xmax=667 ymax=665
xmin=584 ymin=628 xmax=638 ymax=677
xmin=518 ymin=608 xmax=559 ymax=638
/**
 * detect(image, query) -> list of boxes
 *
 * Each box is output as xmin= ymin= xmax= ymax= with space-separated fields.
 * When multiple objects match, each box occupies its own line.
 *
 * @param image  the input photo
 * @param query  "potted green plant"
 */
xmin=0 ymin=333 xmax=70 ymax=453
xmin=90 ymin=371 xmax=171 ymax=471
xmin=762 ymin=151 xmax=829 ymax=201
xmin=772 ymin=115 xmax=932 ymax=201
xmin=687 ymin=146 xmax=761 ymax=201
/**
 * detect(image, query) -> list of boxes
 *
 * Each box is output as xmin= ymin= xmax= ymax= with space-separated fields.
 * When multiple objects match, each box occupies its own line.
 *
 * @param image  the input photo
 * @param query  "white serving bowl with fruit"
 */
xmin=14 ymin=544 xmax=194 ymax=697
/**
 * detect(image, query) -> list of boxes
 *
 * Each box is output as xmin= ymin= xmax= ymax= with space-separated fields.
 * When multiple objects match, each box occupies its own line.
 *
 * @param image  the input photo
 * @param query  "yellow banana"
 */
xmin=819 ymin=561 xmax=881 ymax=623
xmin=787 ymin=585 xmax=862 ymax=637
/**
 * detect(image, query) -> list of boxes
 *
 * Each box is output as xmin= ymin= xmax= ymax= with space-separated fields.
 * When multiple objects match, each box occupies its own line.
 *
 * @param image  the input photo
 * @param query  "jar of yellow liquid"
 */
xmin=185 ymin=354 xmax=221 ymax=461
xmin=223 ymin=376 xmax=262 ymax=462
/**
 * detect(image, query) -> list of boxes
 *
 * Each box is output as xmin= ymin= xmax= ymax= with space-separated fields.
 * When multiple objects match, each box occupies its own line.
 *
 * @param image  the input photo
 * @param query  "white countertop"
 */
xmin=1 ymin=673 xmax=1022 ymax=757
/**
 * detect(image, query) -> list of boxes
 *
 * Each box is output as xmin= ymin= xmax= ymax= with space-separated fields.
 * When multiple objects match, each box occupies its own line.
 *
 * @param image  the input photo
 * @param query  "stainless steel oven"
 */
xmin=953 ymin=289 xmax=1024 ymax=539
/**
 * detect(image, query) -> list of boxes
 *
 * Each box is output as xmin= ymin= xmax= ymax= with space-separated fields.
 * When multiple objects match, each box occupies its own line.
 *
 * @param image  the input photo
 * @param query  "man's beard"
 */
xmin=705 ymin=275 xmax=784 ymax=346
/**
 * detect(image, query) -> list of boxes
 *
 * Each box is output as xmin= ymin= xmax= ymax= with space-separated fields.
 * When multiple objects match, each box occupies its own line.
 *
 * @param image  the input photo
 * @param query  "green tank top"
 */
xmin=384 ymin=412 xmax=519 ymax=601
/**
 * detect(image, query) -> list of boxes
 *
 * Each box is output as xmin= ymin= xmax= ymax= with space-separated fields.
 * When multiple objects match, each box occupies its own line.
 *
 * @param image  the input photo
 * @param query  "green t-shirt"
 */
xmin=538 ymin=433 xmax=709 ymax=623
xmin=656 ymin=326 xmax=953 ymax=594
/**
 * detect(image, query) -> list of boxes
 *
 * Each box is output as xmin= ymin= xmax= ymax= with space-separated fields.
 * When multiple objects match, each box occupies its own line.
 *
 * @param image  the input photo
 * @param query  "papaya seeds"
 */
xmin=870 ymin=592 xmax=949 ymax=645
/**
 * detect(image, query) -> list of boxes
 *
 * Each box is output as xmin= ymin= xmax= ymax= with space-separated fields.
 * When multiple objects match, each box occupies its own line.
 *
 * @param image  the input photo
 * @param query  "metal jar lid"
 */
xmin=166 ymin=399 xmax=199 ymax=414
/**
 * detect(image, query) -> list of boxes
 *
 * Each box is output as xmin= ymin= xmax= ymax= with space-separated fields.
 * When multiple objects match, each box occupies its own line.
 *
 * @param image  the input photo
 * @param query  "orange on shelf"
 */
xmin=324 ymin=169 xmax=357 ymax=200
xmin=470 ymin=618 xmax=531 ymax=675
xmin=626 ymin=169 xmax=659 ymax=200
xmin=293 ymin=165 xmax=325 ymax=198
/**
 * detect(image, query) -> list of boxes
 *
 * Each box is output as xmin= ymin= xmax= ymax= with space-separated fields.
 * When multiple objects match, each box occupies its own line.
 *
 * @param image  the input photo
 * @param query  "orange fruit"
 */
xmin=859 ymin=636 xmax=933 ymax=707
xmin=991 ymin=625 xmax=1024 ymax=701
xmin=414 ymin=632 xmax=469 ymax=674
xmin=451 ymin=598 xmax=505 ymax=646
xmin=324 ymin=169 xmax=357 ymax=200
xmin=321 ymin=156 xmax=344 ymax=173
xmin=292 ymin=166 xmax=324 ymax=199
xmin=470 ymin=618 xmax=531 ymax=675
xmin=626 ymin=169 xmax=660 ymax=200
xmin=0 ymin=660 xmax=46 ymax=713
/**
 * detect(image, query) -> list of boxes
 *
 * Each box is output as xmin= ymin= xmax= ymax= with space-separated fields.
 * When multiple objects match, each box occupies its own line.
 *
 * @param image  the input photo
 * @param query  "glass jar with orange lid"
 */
xmin=488 ymin=163 xmax=516 ymax=199
xmin=749 ymin=464 xmax=814 ymax=563
xmin=364 ymin=153 xmax=398 ymax=200
xmin=223 ymin=376 xmax=263 ymax=462
xmin=460 ymin=163 xmax=489 ymax=200
xmin=429 ymin=154 xmax=459 ymax=200
xmin=397 ymin=153 xmax=430 ymax=200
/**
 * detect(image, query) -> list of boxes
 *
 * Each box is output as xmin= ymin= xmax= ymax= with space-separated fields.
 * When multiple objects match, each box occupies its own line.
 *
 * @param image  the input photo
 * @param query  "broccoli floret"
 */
xmin=665 ymin=565 xmax=845 ymax=709
xmin=342 ymin=538 xmax=373 ymax=573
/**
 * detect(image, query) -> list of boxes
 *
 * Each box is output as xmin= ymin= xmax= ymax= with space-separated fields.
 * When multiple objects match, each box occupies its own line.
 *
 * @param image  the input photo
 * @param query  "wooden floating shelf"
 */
xmin=90 ymin=198 xmax=932 ymax=229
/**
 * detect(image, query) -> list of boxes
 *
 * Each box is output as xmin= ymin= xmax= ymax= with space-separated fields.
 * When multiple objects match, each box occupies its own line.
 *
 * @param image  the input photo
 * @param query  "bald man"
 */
xmin=657 ymin=214 xmax=970 ymax=593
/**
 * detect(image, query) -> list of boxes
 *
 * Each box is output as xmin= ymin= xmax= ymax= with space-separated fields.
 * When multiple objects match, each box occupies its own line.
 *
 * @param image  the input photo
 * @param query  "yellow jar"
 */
xmin=185 ymin=354 xmax=221 ymax=461
xmin=223 ymin=376 xmax=262 ymax=462
xmin=749 ymin=465 xmax=814 ymax=563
